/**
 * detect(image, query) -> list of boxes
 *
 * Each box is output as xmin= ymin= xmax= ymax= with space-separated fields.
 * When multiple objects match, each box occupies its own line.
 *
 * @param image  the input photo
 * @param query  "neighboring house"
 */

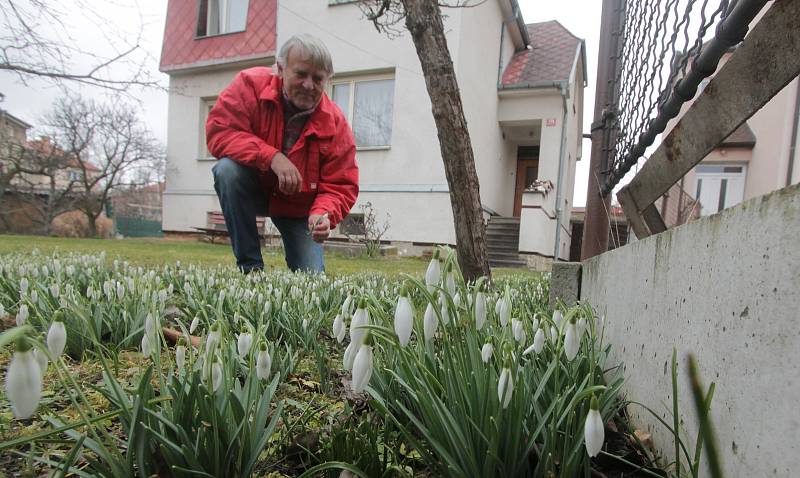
xmin=0 ymin=108 xmax=31 ymax=144
xmin=12 ymin=136 xmax=102 ymax=194
xmin=109 ymin=182 xmax=165 ymax=237
xmin=665 ymin=21 xmax=800 ymax=217
xmin=159 ymin=0 xmax=586 ymax=267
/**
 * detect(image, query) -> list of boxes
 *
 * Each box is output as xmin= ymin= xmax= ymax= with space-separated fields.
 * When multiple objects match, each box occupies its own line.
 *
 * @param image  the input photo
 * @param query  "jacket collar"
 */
xmin=259 ymin=74 xmax=337 ymax=139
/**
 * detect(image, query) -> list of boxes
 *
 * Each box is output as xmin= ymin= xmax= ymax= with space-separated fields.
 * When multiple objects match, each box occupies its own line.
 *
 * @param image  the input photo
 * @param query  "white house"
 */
xmin=159 ymin=0 xmax=585 ymax=268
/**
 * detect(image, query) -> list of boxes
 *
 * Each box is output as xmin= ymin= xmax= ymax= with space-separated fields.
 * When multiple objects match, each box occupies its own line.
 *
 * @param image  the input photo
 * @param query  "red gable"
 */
xmin=159 ymin=0 xmax=277 ymax=73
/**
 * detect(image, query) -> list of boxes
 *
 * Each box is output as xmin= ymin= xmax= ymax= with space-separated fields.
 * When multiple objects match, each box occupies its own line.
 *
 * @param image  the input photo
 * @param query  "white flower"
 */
xmin=30 ymin=290 xmax=38 ymax=305
xmin=474 ymin=292 xmax=487 ymax=330
xmin=176 ymin=343 xmax=186 ymax=371
xmin=481 ymin=342 xmax=493 ymax=363
xmin=496 ymin=290 xmax=511 ymax=327
xmin=189 ymin=316 xmax=200 ymax=334
xmin=512 ymin=319 xmax=526 ymax=343
xmin=532 ymin=317 xmax=539 ymax=332
xmin=445 ymin=271 xmax=455 ymax=297
xmin=439 ymin=295 xmax=449 ymax=325
xmin=19 ymin=278 xmax=29 ymax=296
xmin=206 ymin=324 xmax=221 ymax=354
xmin=532 ymin=327 xmax=546 ymax=354
xmin=349 ymin=302 xmax=369 ymax=346
xmin=584 ymin=397 xmax=605 ymax=457
xmin=424 ymin=254 xmax=441 ymax=292
xmin=264 ymin=301 xmax=272 ymax=317
xmin=394 ymin=295 xmax=414 ymax=347
xmin=33 ymin=348 xmax=48 ymax=375
xmin=549 ymin=326 xmax=558 ymax=344
xmin=211 ymin=358 xmax=223 ymax=392
xmin=256 ymin=345 xmax=271 ymax=380
xmin=117 ymin=282 xmax=125 ymax=300
xmin=341 ymin=295 xmax=353 ymax=317
xmin=564 ymin=320 xmax=579 ymax=361
xmin=351 ymin=345 xmax=373 ymax=393
xmin=578 ymin=317 xmax=588 ymax=336
xmin=423 ymin=301 xmax=438 ymax=342
xmin=145 ymin=313 xmax=158 ymax=337
xmin=343 ymin=341 xmax=358 ymax=371
xmin=49 ymin=283 xmax=59 ymax=298
xmin=47 ymin=320 xmax=67 ymax=358
xmin=237 ymin=332 xmax=253 ymax=359
xmin=333 ymin=314 xmax=345 ymax=343
xmin=553 ymin=310 xmax=564 ymax=329
xmin=141 ymin=333 xmax=153 ymax=357
xmin=5 ymin=343 xmax=43 ymax=419
xmin=302 ymin=318 xmax=309 ymax=330
xmin=453 ymin=292 xmax=461 ymax=308
xmin=497 ymin=367 xmax=514 ymax=409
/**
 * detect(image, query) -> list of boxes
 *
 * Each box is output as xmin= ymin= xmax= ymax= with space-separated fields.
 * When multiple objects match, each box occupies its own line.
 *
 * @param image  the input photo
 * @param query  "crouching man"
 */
xmin=207 ymin=34 xmax=359 ymax=273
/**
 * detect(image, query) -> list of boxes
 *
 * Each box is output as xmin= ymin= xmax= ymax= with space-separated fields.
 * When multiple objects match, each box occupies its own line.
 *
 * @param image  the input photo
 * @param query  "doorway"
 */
xmin=513 ymin=146 xmax=540 ymax=217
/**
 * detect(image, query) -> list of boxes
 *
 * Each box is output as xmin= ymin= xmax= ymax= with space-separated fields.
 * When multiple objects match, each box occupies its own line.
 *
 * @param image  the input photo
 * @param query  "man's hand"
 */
xmin=308 ymin=213 xmax=330 ymax=243
xmin=270 ymin=152 xmax=303 ymax=194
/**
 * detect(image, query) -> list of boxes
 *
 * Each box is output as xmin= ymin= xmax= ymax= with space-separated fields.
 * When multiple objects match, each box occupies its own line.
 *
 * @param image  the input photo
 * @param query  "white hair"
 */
xmin=277 ymin=34 xmax=333 ymax=75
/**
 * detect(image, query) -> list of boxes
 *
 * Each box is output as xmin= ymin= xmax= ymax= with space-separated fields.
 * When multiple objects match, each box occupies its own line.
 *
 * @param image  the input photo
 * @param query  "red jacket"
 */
xmin=206 ymin=67 xmax=358 ymax=228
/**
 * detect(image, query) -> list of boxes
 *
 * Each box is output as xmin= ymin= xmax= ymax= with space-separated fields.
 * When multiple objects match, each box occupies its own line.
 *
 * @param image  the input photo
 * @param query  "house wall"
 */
xmin=581 ymin=183 xmax=800 ymax=477
xmin=163 ymin=65 xmax=271 ymax=232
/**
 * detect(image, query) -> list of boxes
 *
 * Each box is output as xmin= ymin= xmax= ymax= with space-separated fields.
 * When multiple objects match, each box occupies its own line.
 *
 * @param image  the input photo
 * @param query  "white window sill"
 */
xmin=356 ymin=145 xmax=391 ymax=152
xmin=197 ymin=157 xmax=216 ymax=161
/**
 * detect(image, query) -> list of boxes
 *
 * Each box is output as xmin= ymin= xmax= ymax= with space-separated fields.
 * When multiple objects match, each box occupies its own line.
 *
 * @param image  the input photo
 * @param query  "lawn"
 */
xmin=0 ymin=234 xmax=535 ymax=277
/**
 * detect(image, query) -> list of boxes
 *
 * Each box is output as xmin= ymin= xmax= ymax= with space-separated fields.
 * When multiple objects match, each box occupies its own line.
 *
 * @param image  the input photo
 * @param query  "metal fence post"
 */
xmin=581 ymin=0 xmax=624 ymax=260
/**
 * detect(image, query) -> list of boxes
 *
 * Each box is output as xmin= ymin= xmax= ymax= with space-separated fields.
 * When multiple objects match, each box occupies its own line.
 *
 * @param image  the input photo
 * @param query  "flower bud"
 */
xmin=256 ymin=343 xmax=271 ymax=380
xmin=423 ymin=301 xmax=438 ymax=342
xmin=47 ymin=316 xmax=67 ymax=358
xmin=474 ymin=291 xmax=487 ymax=330
xmin=584 ymin=396 xmax=604 ymax=457
xmin=6 ymin=340 xmax=43 ymax=419
xmin=497 ymin=367 xmax=513 ymax=409
xmin=237 ymin=332 xmax=253 ymax=359
xmin=351 ymin=345 xmax=373 ymax=393
xmin=481 ymin=342 xmax=493 ymax=363
xmin=394 ymin=295 xmax=414 ymax=347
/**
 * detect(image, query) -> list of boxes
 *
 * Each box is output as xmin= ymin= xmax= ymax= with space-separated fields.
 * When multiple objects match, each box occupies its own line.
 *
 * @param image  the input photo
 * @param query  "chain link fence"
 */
xmin=601 ymin=0 xmax=767 ymax=196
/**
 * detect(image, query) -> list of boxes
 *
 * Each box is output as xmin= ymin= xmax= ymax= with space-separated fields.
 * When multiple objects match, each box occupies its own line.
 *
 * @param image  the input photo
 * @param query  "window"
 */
xmin=694 ymin=164 xmax=746 ymax=216
xmin=199 ymin=97 xmax=217 ymax=159
xmin=332 ymin=77 xmax=395 ymax=148
xmin=68 ymin=170 xmax=82 ymax=181
xmin=197 ymin=0 xmax=249 ymax=37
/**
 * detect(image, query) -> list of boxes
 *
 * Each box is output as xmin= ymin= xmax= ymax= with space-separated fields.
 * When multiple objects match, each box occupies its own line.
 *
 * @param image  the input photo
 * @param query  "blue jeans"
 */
xmin=212 ymin=157 xmax=324 ymax=273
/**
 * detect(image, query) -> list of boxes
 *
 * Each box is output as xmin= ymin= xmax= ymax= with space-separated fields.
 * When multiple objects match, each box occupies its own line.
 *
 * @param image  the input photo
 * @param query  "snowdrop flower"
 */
xmin=302 ymin=318 xmax=309 ymax=330
xmin=453 ymin=292 xmax=462 ymax=308
xmin=117 ymin=282 xmax=125 ymax=300
xmin=189 ymin=316 xmax=200 ymax=334
xmin=552 ymin=310 xmax=564 ymax=329
xmin=424 ymin=249 xmax=441 ymax=292
xmin=497 ymin=367 xmax=514 ymax=409
xmin=564 ymin=319 xmax=579 ymax=361
xmin=19 ymin=278 xmax=29 ymax=296
xmin=531 ymin=316 xmax=539 ymax=332
xmin=16 ymin=304 xmax=29 ymax=327
xmin=423 ymin=300 xmax=438 ymax=342
xmin=145 ymin=313 xmax=158 ymax=337
xmin=211 ymin=356 xmax=223 ymax=392
xmin=333 ymin=314 xmax=345 ymax=343
xmin=206 ymin=322 xmax=221 ymax=355
xmin=175 ymin=338 xmax=187 ymax=371
xmin=47 ymin=316 xmax=67 ymax=358
xmin=445 ymin=268 xmax=455 ymax=297
xmin=578 ymin=317 xmax=588 ymax=336
xmin=481 ymin=342 xmax=493 ymax=363
xmin=141 ymin=333 xmax=153 ymax=357
xmin=349 ymin=300 xmax=369 ymax=346
xmin=512 ymin=319 xmax=526 ymax=343
xmin=256 ymin=343 xmax=271 ymax=380
xmin=394 ymin=291 xmax=414 ymax=347
xmin=584 ymin=396 xmax=604 ymax=457
xmin=237 ymin=332 xmax=253 ymax=359
xmin=30 ymin=290 xmax=38 ymax=305
xmin=49 ymin=283 xmax=59 ymax=298
xmin=33 ymin=347 xmax=48 ymax=375
xmin=496 ymin=288 xmax=511 ymax=327
xmin=549 ymin=326 xmax=558 ymax=344
xmin=532 ymin=327 xmax=546 ymax=354
xmin=343 ymin=341 xmax=358 ymax=371
xmin=5 ymin=340 xmax=43 ymax=419
xmin=351 ymin=344 xmax=374 ymax=393
xmin=474 ymin=291 xmax=487 ymax=330
xmin=439 ymin=294 xmax=449 ymax=325
xmin=0 ymin=303 xmax=5 ymax=318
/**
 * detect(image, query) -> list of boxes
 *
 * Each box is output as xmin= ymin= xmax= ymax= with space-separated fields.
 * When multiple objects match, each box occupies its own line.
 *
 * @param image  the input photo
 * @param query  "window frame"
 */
xmin=195 ymin=0 xmax=249 ymax=39
xmin=330 ymin=72 xmax=396 ymax=151
xmin=198 ymin=97 xmax=218 ymax=161
xmin=693 ymin=162 xmax=747 ymax=216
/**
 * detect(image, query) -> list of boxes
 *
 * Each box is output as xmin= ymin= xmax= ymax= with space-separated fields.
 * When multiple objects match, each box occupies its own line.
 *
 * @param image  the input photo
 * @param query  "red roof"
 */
xmin=26 ymin=137 xmax=102 ymax=172
xmin=159 ymin=0 xmax=277 ymax=73
xmin=502 ymin=21 xmax=583 ymax=87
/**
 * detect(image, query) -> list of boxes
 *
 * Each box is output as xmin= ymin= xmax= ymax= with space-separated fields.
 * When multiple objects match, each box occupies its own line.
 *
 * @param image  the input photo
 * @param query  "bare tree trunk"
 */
xmin=400 ymin=0 xmax=490 ymax=281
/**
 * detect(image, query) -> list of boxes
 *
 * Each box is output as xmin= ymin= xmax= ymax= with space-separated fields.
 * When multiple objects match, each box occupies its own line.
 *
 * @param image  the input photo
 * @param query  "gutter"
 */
xmin=497 ymin=80 xmax=567 ymax=92
xmin=787 ymin=80 xmax=800 ymax=187
xmin=553 ymin=83 xmax=570 ymax=261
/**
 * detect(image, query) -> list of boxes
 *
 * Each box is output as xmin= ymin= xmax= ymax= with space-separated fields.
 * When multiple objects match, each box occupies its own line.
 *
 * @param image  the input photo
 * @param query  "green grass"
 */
xmin=0 ymin=234 xmax=535 ymax=277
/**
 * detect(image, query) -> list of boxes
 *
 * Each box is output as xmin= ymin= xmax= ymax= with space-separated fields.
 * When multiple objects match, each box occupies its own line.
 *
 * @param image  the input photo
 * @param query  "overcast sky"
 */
xmin=0 ymin=0 xmax=603 ymax=206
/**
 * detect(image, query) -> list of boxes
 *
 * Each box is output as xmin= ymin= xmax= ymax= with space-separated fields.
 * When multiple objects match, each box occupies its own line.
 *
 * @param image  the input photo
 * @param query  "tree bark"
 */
xmin=400 ymin=0 xmax=490 ymax=281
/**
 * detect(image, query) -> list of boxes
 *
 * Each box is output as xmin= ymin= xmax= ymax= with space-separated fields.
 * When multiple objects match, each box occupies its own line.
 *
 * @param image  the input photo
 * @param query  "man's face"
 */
xmin=279 ymin=47 xmax=329 ymax=111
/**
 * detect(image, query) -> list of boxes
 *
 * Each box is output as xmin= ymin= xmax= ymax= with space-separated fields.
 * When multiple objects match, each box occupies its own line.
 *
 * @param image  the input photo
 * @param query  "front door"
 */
xmin=513 ymin=149 xmax=540 ymax=217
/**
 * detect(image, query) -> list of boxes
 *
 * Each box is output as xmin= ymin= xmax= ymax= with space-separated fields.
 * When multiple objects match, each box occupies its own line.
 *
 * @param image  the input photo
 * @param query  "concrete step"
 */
xmin=489 ymin=258 xmax=528 ymax=268
xmin=488 ymin=251 xmax=524 ymax=261
xmin=488 ymin=217 xmax=520 ymax=225
xmin=486 ymin=224 xmax=520 ymax=234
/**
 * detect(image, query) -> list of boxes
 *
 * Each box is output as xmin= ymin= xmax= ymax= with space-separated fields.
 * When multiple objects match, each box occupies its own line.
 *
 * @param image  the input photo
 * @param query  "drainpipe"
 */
xmin=553 ymin=84 xmax=569 ymax=261
xmin=497 ymin=22 xmax=505 ymax=87
xmin=787 ymin=80 xmax=800 ymax=187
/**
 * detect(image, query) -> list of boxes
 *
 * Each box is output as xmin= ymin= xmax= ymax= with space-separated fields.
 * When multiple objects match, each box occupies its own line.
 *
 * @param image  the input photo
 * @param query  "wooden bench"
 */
xmin=194 ymin=211 xmax=267 ymax=244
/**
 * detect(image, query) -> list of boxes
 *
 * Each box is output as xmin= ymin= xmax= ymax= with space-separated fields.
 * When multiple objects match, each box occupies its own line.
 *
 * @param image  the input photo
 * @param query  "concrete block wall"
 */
xmin=580 ymin=183 xmax=799 ymax=476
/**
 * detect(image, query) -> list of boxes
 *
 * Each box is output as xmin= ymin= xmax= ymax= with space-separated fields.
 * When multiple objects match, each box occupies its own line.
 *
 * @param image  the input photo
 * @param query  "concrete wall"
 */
xmin=581 ymin=183 xmax=800 ymax=476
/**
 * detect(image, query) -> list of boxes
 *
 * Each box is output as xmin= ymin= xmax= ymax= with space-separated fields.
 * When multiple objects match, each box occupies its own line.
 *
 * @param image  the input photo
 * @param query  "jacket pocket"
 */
xmin=303 ymin=138 xmax=326 ymax=193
